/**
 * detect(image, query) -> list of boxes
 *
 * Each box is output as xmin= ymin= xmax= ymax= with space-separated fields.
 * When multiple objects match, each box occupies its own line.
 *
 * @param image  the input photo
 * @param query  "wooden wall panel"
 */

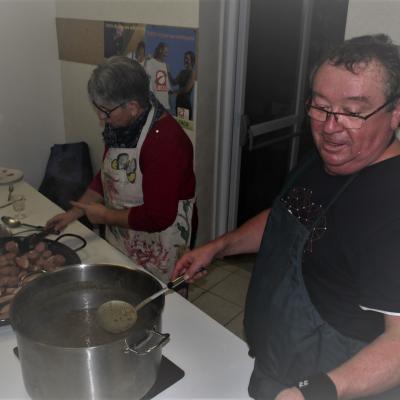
xmin=56 ymin=18 xmax=104 ymax=65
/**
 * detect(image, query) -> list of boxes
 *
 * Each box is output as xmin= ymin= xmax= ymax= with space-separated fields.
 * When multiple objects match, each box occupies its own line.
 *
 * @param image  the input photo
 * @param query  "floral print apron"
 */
xmin=101 ymin=107 xmax=194 ymax=283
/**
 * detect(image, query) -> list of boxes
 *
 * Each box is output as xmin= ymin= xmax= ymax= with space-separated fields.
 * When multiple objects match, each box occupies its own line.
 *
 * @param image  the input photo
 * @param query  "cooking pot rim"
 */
xmin=10 ymin=263 xmax=165 ymax=349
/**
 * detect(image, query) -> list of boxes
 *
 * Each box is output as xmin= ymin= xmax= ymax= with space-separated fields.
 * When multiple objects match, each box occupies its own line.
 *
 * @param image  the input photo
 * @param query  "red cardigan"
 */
xmin=89 ymin=114 xmax=196 ymax=232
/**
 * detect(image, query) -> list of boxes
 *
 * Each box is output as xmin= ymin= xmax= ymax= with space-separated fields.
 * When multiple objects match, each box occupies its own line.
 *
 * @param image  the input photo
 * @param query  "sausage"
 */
xmin=0 ymin=276 xmax=19 ymax=288
xmin=34 ymin=242 xmax=47 ymax=253
xmin=41 ymin=250 xmax=52 ymax=259
xmin=0 ymin=266 xmax=19 ymax=276
xmin=15 ymin=255 xmax=30 ymax=270
xmin=27 ymin=250 xmax=40 ymax=261
xmin=4 ymin=241 xmax=19 ymax=253
xmin=0 ymin=255 xmax=8 ymax=266
xmin=42 ymin=256 xmax=57 ymax=272
xmin=53 ymin=254 xmax=66 ymax=267
xmin=4 ymin=252 xmax=16 ymax=261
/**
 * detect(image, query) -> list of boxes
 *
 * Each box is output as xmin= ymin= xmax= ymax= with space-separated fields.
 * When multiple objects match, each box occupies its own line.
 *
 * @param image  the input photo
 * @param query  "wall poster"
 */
xmin=104 ymin=22 xmax=197 ymax=131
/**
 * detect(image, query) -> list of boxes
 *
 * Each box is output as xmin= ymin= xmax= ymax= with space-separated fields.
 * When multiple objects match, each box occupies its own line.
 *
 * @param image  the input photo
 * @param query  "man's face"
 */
xmin=160 ymin=46 xmax=168 ymax=61
xmin=311 ymin=61 xmax=400 ymax=175
xmin=184 ymin=54 xmax=191 ymax=68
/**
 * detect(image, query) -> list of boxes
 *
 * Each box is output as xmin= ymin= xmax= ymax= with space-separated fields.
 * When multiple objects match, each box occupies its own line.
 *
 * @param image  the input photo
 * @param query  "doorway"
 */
xmin=237 ymin=0 xmax=349 ymax=226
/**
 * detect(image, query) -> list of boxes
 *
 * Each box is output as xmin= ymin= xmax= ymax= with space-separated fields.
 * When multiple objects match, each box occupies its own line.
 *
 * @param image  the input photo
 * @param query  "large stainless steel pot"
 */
xmin=10 ymin=264 xmax=169 ymax=400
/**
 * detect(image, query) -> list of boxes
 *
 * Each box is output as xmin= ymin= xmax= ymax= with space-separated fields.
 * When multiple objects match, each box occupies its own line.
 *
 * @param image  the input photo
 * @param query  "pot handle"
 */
xmin=54 ymin=233 xmax=87 ymax=251
xmin=124 ymin=329 xmax=170 ymax=356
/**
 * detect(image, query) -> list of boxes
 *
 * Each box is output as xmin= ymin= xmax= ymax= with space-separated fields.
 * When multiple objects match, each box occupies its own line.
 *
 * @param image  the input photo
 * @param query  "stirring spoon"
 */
xmin=97 ymin=275 xmax=186 ymax=334
xmin=96 ymin=288 xmax=169 ymax=334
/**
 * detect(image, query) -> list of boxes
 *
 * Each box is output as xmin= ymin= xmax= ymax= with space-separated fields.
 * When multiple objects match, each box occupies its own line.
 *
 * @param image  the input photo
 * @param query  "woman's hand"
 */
xmin=45 ymin=209 xmax=82 ymax=232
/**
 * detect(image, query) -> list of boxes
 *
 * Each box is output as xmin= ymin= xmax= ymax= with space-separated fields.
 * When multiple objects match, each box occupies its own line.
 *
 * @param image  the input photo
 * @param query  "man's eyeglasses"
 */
xmin=92 ymin=101 xmax=125 ymax=120
xmin=305 ymin=99 xmax=393 ymax=129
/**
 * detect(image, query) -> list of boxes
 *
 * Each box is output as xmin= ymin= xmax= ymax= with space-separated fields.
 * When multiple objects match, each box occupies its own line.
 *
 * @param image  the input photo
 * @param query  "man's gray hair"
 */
xmin=310 ymin=34 xmax=400 ymax=103
xmin=87 ymin=56 xmax=150 ymax=108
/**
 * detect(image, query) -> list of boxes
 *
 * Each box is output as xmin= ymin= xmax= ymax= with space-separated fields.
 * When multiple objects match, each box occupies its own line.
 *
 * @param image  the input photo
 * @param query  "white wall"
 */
xmin=0 ymin=0 xmax=65 ymax=188
xmin=346 ymin=0 xmax=400 ymax=136
xmin=346 ymin=0 xmax=400 ymax=43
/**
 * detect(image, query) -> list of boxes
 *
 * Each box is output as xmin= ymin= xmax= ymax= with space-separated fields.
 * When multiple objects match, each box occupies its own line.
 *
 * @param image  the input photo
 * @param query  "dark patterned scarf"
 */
xmin=102 ymin=93 xmax=165 ymax=148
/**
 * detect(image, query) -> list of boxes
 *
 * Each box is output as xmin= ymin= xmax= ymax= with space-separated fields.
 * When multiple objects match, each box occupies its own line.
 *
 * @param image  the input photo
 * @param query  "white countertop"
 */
xmin=0 ymin=182 xmax=253 ymax=399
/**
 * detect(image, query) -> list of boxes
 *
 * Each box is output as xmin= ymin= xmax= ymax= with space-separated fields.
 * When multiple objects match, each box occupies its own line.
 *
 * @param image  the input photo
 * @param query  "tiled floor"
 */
xmin=188 ymin=254 xmax=256 ymax=340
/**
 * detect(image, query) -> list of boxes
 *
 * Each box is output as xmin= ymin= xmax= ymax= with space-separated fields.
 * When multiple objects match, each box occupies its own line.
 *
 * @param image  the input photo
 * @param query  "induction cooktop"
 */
xmin=142 ymin=355 xmax=185 ymax=399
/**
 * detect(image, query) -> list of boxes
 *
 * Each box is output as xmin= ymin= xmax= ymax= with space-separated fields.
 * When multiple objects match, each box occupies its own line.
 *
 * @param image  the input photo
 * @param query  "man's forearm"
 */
xmin=215 ymin=209 xmax=270 ymax=258
xmin=329 ymin=322 xmax=400 ymax=399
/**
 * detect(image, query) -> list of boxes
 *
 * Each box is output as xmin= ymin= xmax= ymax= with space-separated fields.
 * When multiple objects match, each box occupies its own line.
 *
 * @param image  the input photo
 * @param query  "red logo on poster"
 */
xmin=155 ymin=70 xmax=168 ymax=91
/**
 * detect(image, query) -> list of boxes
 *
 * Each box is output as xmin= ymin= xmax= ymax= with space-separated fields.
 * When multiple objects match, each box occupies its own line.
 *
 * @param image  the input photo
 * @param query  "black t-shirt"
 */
xmin=291 ymin=155 xmax=400 ymax=342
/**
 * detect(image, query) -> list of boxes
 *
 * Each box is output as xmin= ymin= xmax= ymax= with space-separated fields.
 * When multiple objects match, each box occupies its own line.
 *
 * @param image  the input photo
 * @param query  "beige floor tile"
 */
xmin=208 ymin=273 xmax=250 ymax=307
xmin=225 ymin=311 xmax=246 ymax=341
xmin=192 ymin=292 xmax=242 ymax=326
xmin=218 ymin=262 xmax=241 ymax=274
xmin=234 ymin=267 xmax=252 ymax=280
xmin=187 ymin=284 xmax=205 ymax=302
xmin=211 ymin=258 xmax=229 ymax=267
xmin=194 ymin=265 xmax=233 ymax=290
xmin=227 ymin=254 xmax=256 ymax=270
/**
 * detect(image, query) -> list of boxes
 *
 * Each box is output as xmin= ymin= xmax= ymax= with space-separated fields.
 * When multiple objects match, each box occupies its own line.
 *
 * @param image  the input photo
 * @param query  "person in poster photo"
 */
xmin=126 ymin=40 xmax=146 ymax=67
xmin=169 ymin=51 xmax=196 ymax=120
xmin=145 ymin=42 xmax=171 ymax=111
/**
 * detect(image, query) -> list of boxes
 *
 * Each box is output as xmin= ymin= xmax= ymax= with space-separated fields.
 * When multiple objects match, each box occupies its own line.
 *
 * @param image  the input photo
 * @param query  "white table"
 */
xmin=0 ymin=181 xmax=253 ymax=399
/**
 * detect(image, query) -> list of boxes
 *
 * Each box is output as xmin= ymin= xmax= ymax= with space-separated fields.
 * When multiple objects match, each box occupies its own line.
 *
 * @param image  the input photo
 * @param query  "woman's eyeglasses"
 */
xmin=92 ymin=101 xmax=126 ymax=120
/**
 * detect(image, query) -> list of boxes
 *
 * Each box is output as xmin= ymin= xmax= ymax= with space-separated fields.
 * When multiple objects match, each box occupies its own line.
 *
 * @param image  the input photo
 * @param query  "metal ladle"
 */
xmin=1 ymin=216 xmax=42 ymax=230
xmin=97 ymin=275 xmax=185 ymax=334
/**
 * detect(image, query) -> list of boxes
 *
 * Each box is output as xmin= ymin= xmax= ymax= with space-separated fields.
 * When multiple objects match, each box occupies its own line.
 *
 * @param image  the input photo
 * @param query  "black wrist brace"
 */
xmin=297 ymin=373 xmax=338 ymax=400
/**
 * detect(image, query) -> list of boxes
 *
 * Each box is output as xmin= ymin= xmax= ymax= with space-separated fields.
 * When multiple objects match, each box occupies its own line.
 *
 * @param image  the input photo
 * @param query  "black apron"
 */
xmin=244 ymin=157 xmax=400 ymax=400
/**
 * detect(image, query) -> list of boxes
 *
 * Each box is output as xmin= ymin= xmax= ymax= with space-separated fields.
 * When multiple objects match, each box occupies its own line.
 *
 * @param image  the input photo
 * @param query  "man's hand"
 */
xmin=171 ymin=242 xmax=218 ymax=282
xmin=275 ymin=387 xmax=304 ymax=400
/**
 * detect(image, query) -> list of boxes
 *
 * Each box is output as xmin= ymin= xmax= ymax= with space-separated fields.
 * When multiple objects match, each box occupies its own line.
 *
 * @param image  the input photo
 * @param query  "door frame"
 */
xmin=214 ymin=0 xmax=314 ymax=236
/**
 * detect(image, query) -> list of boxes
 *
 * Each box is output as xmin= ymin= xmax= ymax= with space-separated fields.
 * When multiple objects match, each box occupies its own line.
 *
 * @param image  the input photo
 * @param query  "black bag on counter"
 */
xmin=39 ymin=142 xmax=93 ymax=228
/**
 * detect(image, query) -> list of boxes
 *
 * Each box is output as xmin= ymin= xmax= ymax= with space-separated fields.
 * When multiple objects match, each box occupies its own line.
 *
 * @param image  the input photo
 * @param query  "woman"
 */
xmin=47 ymin=56 xmax=196 ymax=284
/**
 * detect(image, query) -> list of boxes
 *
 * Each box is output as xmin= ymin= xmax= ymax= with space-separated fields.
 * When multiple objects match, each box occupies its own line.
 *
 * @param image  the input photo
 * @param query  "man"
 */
xmin=169 ymin=51 xmax=196 ymax=120
xmin=47 ymin=56 xmax=196 ymax=284
xmin=145 ymin=42 xmax=171 ymax=110
xmin=172 ymin=34 xmax=400 ymax=399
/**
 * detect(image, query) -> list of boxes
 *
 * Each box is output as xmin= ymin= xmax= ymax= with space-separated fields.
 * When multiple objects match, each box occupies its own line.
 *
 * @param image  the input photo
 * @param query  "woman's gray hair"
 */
xmin=87 ymin=56 xmax=150 ymax=108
